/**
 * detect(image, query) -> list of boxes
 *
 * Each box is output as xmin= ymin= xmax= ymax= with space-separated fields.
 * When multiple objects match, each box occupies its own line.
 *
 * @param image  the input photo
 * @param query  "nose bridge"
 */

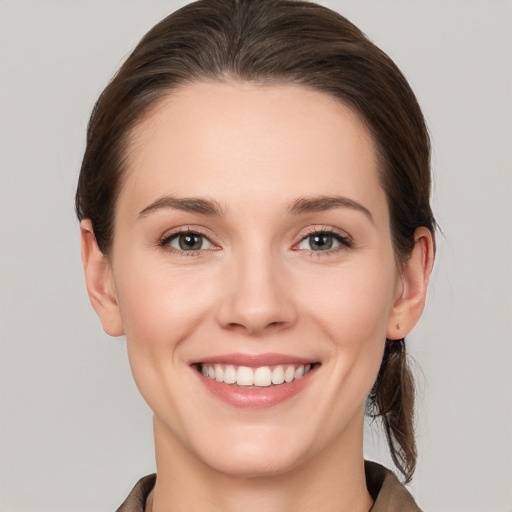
xmin=216 ymin=240 xmax=296 ymax=334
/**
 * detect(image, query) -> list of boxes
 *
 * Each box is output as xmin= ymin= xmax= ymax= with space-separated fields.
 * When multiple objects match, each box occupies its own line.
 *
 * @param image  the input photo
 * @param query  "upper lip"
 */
xmin=191 ymin=353 xmax=317 ymax=367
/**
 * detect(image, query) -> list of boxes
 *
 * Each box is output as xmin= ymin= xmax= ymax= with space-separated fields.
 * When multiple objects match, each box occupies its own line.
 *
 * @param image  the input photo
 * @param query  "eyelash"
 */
xmin=159 ymin=228 xmax=216 ymax=258
xmin=159 ymin=227 xmax=352 ymax=257
xmin=296 ymin=227 xmax=352 ymax=256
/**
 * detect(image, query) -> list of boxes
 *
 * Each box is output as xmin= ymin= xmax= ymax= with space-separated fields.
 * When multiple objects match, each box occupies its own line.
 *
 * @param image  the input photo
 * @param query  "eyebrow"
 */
xmin=287 ymin=195 xmax=374 ymax=224
xmin=138 ymin=194 xmax=373 ymax=223
xmin=139 ymin=195 xmax=226 ymax=217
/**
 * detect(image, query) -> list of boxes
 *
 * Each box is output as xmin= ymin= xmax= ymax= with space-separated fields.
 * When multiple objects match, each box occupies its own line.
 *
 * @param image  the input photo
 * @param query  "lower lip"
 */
xmin=195 ymin=367 xmax=317 ymax=409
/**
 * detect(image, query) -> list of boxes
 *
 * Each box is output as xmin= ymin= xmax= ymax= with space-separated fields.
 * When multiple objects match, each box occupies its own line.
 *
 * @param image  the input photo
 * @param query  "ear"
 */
xmin=80 ymin=220 xmax=124 ymax=337
xmin=386 ymin=227 xmax=434 ymax=340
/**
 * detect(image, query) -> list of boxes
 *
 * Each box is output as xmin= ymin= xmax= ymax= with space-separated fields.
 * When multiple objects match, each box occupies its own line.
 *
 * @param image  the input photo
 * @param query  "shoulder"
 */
xmin=365 ymin=460 xmax=423 ymax=512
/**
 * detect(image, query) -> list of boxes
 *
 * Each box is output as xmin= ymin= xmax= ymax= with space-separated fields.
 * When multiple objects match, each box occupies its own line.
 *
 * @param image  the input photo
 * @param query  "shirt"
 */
xmin=115 ymin=460 xmax=422 ymax=512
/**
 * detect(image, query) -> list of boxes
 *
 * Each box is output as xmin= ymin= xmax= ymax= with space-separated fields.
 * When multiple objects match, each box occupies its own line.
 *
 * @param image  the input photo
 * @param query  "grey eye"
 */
xmin=308 ymin=233 xmax=335 ymax=250
xmin=297 ymin=231 xmax=350 ymax=252
xmin=168 ymin=232 xmax=213 ymax=251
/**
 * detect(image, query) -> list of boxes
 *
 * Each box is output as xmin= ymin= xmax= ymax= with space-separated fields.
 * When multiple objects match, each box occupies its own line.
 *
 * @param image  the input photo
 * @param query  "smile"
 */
xmin=193 ymin=354 xmax=320 ymax=408
xmin=200 ymin=363 xmax=313 ymax=387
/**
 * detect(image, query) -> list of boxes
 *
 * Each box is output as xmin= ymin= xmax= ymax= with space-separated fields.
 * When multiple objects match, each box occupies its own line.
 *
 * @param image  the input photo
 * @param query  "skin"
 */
xmin=81 ymin=82 xmax=433 ymax=512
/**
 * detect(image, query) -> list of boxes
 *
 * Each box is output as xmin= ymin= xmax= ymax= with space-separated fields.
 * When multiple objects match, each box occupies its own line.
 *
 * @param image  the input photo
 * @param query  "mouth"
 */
xmin=196 ymin=362 xmax=316 ymax=387
xmin=191 ymin=356 xmax=320 ymax=408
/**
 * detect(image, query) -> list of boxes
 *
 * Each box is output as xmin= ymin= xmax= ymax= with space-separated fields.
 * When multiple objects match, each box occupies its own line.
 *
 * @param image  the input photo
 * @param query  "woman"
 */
xmin=76 ymin=0 xmax=435 ymax=510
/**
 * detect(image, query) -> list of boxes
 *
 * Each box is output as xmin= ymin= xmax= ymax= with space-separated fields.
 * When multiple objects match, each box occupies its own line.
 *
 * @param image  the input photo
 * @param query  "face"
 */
xmin=101 ymin=82 xmax=405 ymax=477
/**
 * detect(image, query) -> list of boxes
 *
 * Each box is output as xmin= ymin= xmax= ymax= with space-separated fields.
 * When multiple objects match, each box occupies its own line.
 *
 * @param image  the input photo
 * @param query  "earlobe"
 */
xmin=387 ymin=227 xmax=434 ymax=340
xmin=80 ymin=220 xmax=124 ymax=337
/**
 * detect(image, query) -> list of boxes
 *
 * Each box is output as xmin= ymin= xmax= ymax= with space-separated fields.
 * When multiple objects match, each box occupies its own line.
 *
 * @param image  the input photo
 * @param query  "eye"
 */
xmin=162 ymin=230 xmax=214 ymax=252
xmin=296 ymin=230 xmax=351 ymax=252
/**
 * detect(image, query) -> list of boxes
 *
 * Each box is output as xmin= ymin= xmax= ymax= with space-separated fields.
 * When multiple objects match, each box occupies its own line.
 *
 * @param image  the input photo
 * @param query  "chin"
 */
xmin=200 ymin=442 xmax=306 ymax=479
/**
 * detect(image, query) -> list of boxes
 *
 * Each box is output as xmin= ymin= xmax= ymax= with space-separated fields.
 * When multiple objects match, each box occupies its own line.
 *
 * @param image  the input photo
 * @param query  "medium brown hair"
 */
xmin=76 ymin=0 xmax=435 ymax=482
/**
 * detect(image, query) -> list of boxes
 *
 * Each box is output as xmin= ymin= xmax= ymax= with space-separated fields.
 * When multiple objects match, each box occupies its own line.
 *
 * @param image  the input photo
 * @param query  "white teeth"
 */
xmin=236 ymin=366 xmax=254 ymax=386
xmin=200 ymin=363 xmax=314 ymax=387
xmin=253 ymin=367 xmax=272 ymax=387
xmin=271 ymin=365 xmax=285 ymax=385
xmin=294 ymin=365 xmax=305 ymax=380
xmin=214 ymin=365 xmax=224 ymax=382
xmin=223 ymin=365 xmax=237 ymax=384
xmin=284 ymin=365 xmax=295 ymax=383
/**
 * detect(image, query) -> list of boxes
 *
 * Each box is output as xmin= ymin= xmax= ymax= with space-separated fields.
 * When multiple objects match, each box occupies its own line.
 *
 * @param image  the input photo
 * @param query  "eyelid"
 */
xmin=301 ymin=225 xmax=351 ymax=239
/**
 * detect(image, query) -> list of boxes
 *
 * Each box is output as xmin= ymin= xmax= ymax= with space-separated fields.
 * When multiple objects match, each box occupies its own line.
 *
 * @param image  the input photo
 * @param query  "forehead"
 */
xmin=120 ymin=81 xmax=387 ymax=222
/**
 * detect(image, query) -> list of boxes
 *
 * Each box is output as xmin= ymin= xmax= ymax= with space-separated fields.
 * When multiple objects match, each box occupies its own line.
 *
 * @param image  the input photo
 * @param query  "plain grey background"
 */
xmin=0 ymin=1 xmax=511 ymax=511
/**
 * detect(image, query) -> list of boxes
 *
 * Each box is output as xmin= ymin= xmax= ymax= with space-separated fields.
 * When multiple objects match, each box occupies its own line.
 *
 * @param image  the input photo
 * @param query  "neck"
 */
xmin=150 ymin=417 xmax=373 ymax=512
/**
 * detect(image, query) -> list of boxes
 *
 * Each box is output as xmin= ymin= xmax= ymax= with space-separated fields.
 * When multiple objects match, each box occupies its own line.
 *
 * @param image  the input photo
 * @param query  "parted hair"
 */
xmin=76 ymin=0 xmax=435 ymax=482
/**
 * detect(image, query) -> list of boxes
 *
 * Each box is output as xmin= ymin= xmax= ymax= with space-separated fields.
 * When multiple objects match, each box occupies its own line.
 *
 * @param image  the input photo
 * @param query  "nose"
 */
xmin=215 ymin=248 xmax=297 ymax=336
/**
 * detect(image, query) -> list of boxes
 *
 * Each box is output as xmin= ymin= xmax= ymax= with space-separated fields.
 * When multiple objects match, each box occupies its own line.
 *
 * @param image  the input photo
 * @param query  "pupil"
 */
xmin=311 ymin=234 xmax=332 ymax=250
xmin=179 ymin=233 xmax=202 ymax=250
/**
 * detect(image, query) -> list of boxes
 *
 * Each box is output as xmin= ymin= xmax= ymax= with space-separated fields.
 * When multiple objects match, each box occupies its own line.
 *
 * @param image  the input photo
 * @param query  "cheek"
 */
xmin=114 ymin=258 xmax=216 ymax=348
xmin=307 ymin=260 xmax=397 ymax=392
xmin=308 ymin=261 xmax=398 ymax=340
xmin=112 ymin=261 xmax=216 ymax=421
